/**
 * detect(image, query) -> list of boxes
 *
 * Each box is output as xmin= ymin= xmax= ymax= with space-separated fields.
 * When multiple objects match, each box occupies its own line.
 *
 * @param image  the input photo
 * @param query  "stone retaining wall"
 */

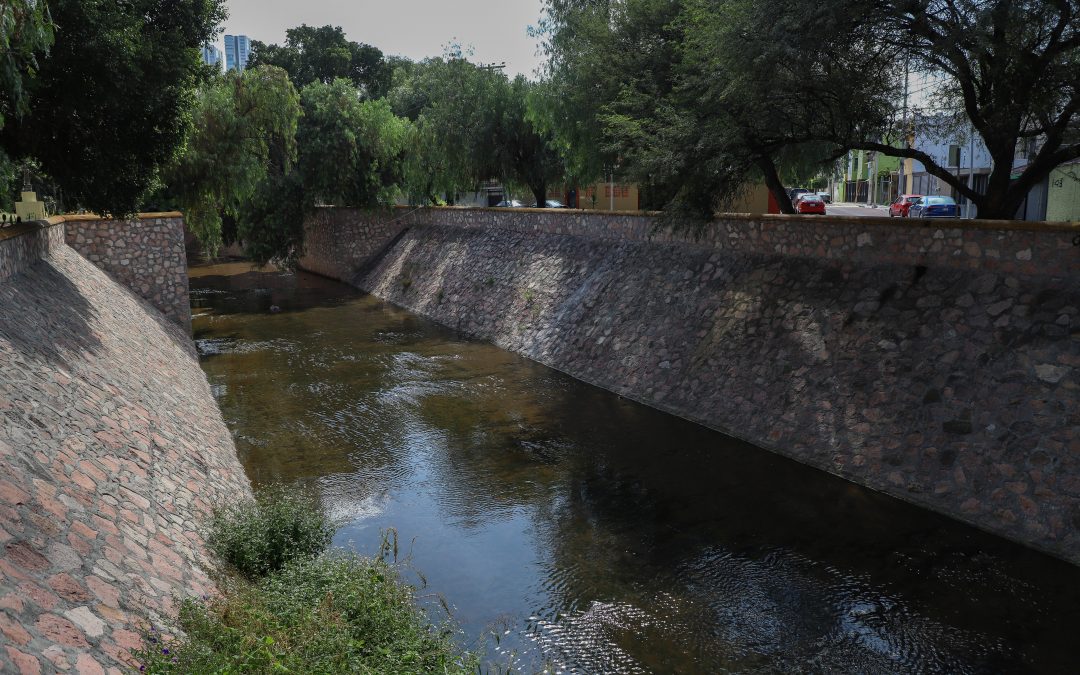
xmin=299 ymin=207 xmax=413 ymax=283
xmin=62 ymin=214 xmax=191 ymax=331
xmin=0 ymin=222 xmax=250 ymax=672
xmin=301 ymin=207 xmax=1080 ymax=564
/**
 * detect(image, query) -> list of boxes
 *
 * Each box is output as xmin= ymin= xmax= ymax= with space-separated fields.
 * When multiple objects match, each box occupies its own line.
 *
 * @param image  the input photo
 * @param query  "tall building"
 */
xmin=201 ymin=44 xmax=223 ymax=71
xmin=224 ymin=35 xmax=251 ymax=72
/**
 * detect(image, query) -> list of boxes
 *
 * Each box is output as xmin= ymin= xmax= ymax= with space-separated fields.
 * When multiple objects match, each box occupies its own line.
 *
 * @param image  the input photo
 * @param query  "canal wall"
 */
xmin=0 ymin=221 xmax=250 ymax=672
xmin=62 ymin=213 xmax=191 ymax=331
xmin=302 ymin=207 xmax=1080 ymax=564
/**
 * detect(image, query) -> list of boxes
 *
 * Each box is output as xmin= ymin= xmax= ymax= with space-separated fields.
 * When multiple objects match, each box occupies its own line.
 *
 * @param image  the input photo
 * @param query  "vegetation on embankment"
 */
xmin=135 ymin=485 xmax=478 ymax=673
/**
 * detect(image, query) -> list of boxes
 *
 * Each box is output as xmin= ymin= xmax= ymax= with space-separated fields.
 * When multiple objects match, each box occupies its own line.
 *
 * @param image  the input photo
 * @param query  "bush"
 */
xmin=135 ymin=554 xmax=477 ymax=674
xmin=206 ymin=484 xmax=334 ymax=580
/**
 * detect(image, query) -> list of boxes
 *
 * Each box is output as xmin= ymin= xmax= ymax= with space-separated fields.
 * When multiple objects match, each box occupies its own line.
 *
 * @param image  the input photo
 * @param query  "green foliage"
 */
xmin=168 ymin=66 xmax=302 ymax=256
xmin=495 ymin=77 xmax=566 ymax=207
xmin=531 ymin=0 xmax=620 ymax=186
xmin=298 ymin=80 xmax=412 ymax=208
xmin=0 ymin=0 xmax=226 ymax=216
xmin=539 ymin=0 xmax=893 ymax=219
xmin=389 ymin=54 xmax=503 ymax=204
xmin=134 ymin=554 xmax=477 ymax=674
xmin=249 ymin=25 xmax=391 ymax=99
xmin=206 ymin=484 xmax=333 ymax=580
xmin=0 ymin=0 xmax=54 ymax=129
xmin=237 ymin=171 xmax=310 ymax=269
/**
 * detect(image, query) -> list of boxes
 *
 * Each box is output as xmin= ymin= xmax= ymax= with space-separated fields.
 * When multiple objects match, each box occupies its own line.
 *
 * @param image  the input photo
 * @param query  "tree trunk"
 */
xmin=532 ymin=185 xmax=547 ymax=208
xmin=756 ymin=157 xmax=796 ymax=214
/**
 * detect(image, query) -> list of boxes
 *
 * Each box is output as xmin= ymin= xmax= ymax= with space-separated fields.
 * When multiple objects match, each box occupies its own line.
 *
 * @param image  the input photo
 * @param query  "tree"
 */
xmin=248 ymin=25 xmax=391 ymax=99
xmin=531 ymin=0 xmax=623 ymax=188
xmin=844 ymin=0 xmax=1080 ymax=219
xmin=494 ymin=77 xmax=566 ymax=208
xmin=297 ymin=79 xmax=412 ymax=208
xmin=538 ymin=0 xmax=893 ymax=218
xmin=166 ymin=66 xmax=302 ymax=255
xmin=0 ymin=0 xmax=226 ymax=216
xmin=0 ymin=0 xmax=54 ymax=129
xmin=388 ymin=54 xmax=503 ymax=204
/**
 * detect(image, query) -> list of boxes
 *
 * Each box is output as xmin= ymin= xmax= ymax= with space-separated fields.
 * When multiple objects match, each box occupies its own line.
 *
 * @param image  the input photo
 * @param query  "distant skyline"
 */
xmin=215 ymin=0 xmax=547 ymax=78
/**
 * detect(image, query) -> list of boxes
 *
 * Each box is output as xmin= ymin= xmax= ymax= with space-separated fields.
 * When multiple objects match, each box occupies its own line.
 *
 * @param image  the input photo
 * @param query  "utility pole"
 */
xmin=967 ymin=123 xmax=976 ymax=218
xmin=901 ymin=56 xmax=910 ymax=195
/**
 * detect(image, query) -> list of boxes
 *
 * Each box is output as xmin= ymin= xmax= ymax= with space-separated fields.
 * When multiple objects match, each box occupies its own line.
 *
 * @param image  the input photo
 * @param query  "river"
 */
xmin=190 ymin=261 xmax=1080 ymax=673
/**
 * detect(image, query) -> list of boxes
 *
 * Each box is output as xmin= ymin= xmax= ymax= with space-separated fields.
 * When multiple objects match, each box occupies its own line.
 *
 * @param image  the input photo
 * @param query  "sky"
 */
xmin=217 ymin=0 xmax=548 ymax=78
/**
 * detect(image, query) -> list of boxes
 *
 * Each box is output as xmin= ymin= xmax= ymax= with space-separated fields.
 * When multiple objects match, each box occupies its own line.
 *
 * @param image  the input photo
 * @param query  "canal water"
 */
xmin=190 ymin=262 xmax=1080 ymax=674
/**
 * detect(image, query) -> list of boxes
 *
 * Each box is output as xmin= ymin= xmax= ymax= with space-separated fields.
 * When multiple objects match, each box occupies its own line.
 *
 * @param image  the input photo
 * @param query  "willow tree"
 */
xmin=167 ymin=65 xmax=301 ymax=256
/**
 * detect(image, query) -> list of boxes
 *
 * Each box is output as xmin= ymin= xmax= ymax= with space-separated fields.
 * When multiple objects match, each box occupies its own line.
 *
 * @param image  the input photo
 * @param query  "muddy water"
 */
xmin=191 ymin=261 xmax=1080 ymax=673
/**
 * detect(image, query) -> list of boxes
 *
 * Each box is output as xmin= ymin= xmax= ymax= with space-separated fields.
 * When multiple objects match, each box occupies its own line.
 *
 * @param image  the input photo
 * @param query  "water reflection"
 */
xmin=191 ymin=262 xmax=1080 ymax=673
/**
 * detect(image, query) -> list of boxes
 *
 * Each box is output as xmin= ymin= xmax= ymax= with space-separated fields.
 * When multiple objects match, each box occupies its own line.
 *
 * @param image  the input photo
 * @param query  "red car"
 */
xmin=794 ymin=194 xmax=826 ymax=214
xmin=889 ymin=194 xmax=922 ymax=217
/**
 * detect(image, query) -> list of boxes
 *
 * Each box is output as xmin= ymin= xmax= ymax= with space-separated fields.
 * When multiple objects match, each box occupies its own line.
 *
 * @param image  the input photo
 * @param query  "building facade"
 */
xmin=201 ymin=44 xmax=223 ymax=70
xmin=224 ymin=35 xmax=251 ymax=72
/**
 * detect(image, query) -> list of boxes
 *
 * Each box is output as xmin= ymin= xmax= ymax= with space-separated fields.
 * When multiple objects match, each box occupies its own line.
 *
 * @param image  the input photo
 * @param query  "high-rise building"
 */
xmin=201 ymin=44 xmax=223 ymax=71
xmin=224 ymin=35 xmax=251 ymax=72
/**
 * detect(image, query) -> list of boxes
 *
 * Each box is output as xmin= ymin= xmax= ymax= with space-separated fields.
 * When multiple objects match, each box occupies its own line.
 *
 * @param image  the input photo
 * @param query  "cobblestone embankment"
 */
xmin=0 ymin=223 xmax=249 ymax=673
xmin=302 ymin=207 xmax=1080 ymax=564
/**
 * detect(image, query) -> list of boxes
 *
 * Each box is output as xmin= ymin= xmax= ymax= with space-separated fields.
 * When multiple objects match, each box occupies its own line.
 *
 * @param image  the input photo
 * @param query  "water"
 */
xmin=191 ymin=261 xmax=1080 ymax=673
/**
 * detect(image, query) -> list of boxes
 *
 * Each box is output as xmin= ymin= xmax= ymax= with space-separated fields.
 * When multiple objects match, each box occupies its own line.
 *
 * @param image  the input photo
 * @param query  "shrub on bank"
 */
xmin=136 ymin=485 xmax=477 ymax=673
xmin=206 ymin=484 xmax=334 ymax=579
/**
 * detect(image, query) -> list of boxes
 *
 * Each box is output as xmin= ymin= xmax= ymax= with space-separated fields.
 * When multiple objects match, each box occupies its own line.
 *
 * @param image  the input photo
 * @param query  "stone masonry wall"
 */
xmin=301 ymin=207 xmax=1080 ymax=564
xmin=63 ymin=214 xmax=191 ymax=331
xmin=0 ymin=223 xmax=250 ymax=673
xmin=299 ymin=207 xmax=412 ymax=282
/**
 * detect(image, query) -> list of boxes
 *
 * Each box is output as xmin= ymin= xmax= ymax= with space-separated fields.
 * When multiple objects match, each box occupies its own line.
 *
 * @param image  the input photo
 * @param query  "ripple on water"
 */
xmin=196 ymin=337 xmax=297 ymax=357
xmin=668 ymin=546 xmax=1022 ymax=673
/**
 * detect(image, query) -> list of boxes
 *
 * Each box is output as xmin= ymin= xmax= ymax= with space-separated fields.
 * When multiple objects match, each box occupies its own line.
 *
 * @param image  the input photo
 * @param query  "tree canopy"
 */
xmin=0 ymin=0 xmax=226 ymax=216
xmin=248 ymin=25 xmax=392 ymax=99
xmin=0 ymin=0 xmax=54 ymax=130
xmin=538 ymin=0 xmax=1080 ymax=220
xmin=846 ymin=0 xmax=1080 ymax=219
xmin=166 ymin=65 xmax=301 ymax=255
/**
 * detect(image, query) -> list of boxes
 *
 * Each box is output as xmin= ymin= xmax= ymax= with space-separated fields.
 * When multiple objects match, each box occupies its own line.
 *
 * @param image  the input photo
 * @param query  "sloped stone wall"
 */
xmin=0 ymin=223 xmax=250 ymax=672
xmin=302 ymin=207 xmax=1080 ymax=564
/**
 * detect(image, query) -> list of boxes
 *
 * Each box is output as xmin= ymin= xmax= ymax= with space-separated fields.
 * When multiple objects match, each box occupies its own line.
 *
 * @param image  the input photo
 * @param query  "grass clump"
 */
xmin=206 ymin=484 xmax=333 ymax=579
xmin=136 ymin=484 xmax=478 ymax=673
xmin=135 ymin=555 xmax=476 ymax=673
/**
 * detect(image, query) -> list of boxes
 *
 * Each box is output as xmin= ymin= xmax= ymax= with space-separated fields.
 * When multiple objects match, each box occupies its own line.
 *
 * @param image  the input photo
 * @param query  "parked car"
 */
xmin=908 ymin=195 xmax=959 ymax=218
xmin=787 ymin=187 xmax=811 ymax=207
xmin=545 ymin=199 xmax=567 ymax=208
xmin=888 ymin=194 xmax=923 ymax=217
xmin=794 ymin=193 xmax=826 ymax=214
xmin=816 ymin=192 xmax=832 ymax=204
xmin=494 ymin=200 xmax=524 ymax=208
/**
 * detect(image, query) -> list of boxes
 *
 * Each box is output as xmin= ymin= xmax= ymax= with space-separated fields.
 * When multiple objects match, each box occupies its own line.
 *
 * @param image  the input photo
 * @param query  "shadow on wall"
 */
xmin=0 ymin=257 xmax=103 ymax=368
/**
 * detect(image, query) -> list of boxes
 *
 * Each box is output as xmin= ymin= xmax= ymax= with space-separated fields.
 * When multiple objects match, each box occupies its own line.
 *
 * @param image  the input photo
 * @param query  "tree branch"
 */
xmin=845 ymin=139 xmax=981 ymax=202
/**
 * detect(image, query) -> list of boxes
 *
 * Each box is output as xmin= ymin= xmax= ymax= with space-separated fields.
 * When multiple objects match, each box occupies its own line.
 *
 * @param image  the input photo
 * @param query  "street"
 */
xmin=825 ymin=202 xmax=890 ymax=217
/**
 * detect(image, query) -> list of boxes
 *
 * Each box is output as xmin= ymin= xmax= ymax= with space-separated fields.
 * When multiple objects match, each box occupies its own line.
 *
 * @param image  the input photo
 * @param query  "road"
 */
xmin=825 ymin=202 xmax=891 ymax=217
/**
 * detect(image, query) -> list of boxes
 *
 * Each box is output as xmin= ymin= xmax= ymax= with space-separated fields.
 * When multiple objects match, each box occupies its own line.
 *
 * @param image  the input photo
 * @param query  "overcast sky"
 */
xmin=217 ymin=0 xmax=548 ymax=77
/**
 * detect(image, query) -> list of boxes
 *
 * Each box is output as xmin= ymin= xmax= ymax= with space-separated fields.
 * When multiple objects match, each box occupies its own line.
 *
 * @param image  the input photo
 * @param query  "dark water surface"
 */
xmin=191 ymin=262 xmax=1080 ymax=674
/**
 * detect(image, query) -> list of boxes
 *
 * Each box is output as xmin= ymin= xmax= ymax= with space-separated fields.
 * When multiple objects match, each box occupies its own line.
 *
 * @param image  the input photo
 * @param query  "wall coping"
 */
xmin=363 ymin=204 xmax=1080 ymax=234
xmin=46 ymin=212 xmax=183 ymax=225
xmin=2 ymin=213 xmax=183 ymax=243
xmin=0 ymin=220 xmax=48 ymax=242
